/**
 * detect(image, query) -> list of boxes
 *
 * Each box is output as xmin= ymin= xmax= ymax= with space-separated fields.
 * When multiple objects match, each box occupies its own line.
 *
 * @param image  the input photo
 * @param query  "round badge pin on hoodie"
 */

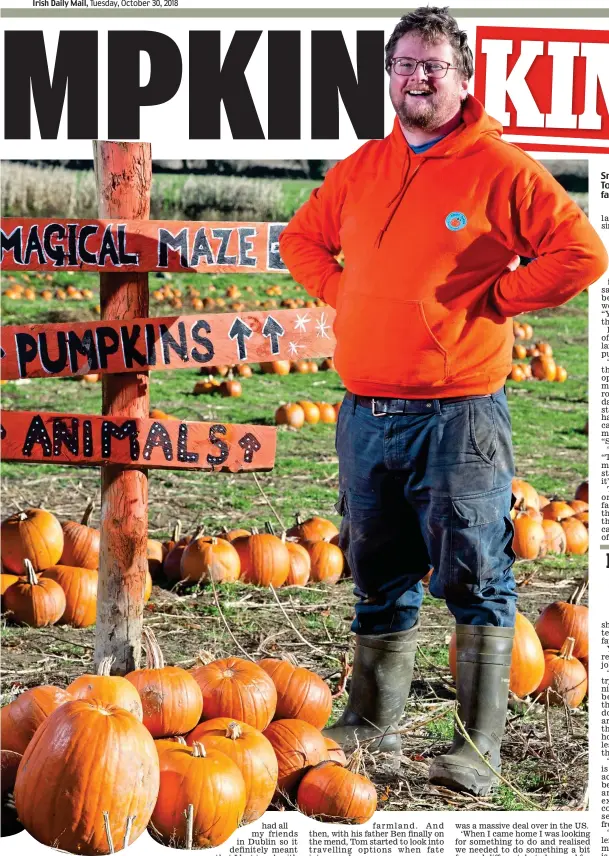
xmin=445 ymin=211 xmax=468 ymax=231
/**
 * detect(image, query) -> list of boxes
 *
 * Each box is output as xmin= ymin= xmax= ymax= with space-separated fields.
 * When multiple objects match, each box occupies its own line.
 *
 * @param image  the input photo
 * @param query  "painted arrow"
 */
xmin=262 ymin=315 xmax=285 ymax=355
xmin=228 ymin=317 xmax=254 ymax=361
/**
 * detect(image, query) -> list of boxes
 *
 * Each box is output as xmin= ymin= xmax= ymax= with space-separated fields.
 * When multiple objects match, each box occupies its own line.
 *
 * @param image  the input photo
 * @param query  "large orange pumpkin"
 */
xmin=1 ymin=508 xmax=64 ymax=573
xmin=126 ymin=628 xmax=203 ymax=737
xmin=542 ymin=501 xmax=575 ymax=522
xmin=3 ymin=559 xmax=66 ymax=627
xmin=0 ymin=572 xmax=19 ymax=600
xmin=512 ymin=513 xmax=545 ymax=559
xmin=275 ymin=403 xmax=305 ymax=429
xmin=233 ymin=532 xmax=290 ymax=587
xmin=42 ymin=564 xmax=98 ymax=628
xmin=263 ymin=718 xmax=328 ymax=796
xmin=14 ymin=699 xmax=160 ymax=854
xmin=302 ymin=540 xmax=344 ymax=584
xmin=561 ymin=517 xmax=588 ymax=554
xmin=1 ymin=684 xmax=72 ymax=754
xmin=191 ymin=657 xmax=277 ymax=731
xmin=535 ymin=601 xmax=588 ymax=660
xmin=186 ymin=718 xmax=278 ymax=823
xmin=259 ymin=659 xmax=333 ymax=729
xmin=536 ymin=638 xmax=587 ymax=708
xmin=67 ymin=657 xmax=144 ymax=720
xmin=297 ymin=754 xmax=377 ymax=823
xmin=285 ymin=540 xmax=311 ymax=586
xmin=180 ymin=536 xmax=241 ymax=585
xmin=60 ymin=501 xmax=100 ymax=569
xmin=324 ymin=737 xmax=347 ymax=766
xmin=287 ymin=515 xmax=339 ymax=543
xmin=151 ymin=741 xmax=246 ymax=847
xmin=541 ymin=520 xmax=567 ymax=554
xmin=449 ymin=612 xmax=545 ymax=698
xmin=511 ymin=479 xmax=540 ymax=512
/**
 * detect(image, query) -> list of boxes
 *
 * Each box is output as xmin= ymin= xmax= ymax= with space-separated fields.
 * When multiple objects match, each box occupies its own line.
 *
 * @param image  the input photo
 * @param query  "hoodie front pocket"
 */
xmin=334 ymin=296 xmax=449 ymax=386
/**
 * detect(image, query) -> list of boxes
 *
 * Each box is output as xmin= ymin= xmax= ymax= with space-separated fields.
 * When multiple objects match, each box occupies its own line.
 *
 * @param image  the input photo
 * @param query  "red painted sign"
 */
xmin=0 ymin=308 xmax=335 ymax=380
xmin=0 ymin=219 xmax=288 ymax=274
xmin=475 ymin=26 xmax=609 ymax=154
xmin=0 ymin=411 xmax=275 ymax=472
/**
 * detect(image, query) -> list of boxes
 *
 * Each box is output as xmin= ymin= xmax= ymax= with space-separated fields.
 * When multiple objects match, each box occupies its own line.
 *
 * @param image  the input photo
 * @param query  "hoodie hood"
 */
xmin=389 ymin=94 xmax=503 ymax=159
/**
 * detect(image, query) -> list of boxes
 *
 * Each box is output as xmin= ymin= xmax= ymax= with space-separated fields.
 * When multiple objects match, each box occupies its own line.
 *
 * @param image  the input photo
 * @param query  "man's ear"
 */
xmin=460 ymin=78 xmax=469 ymax=101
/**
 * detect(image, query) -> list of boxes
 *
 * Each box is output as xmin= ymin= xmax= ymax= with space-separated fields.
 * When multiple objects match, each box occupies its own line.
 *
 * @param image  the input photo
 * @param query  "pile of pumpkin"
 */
xmin=1 ymin=630 xmax=376 ymax=849
xmin=509 ymin=322 xmax=567 ymax=383
xmin=150 ymin=279 xmax=326 ymax=314
xmin=449 ymin=600 xmax=588 ymax=708
xmin=511 ymin=477 xmax=589 ymax=559
xmin=0 ymin=505 xmax=152 ymax=628
xmin=151 ymin=515 xmax=344 ymax=589
xmin=3 ymin=273 xmax=94 ymax=304
xmin=276 ymin=400 xmax=340 ymax=428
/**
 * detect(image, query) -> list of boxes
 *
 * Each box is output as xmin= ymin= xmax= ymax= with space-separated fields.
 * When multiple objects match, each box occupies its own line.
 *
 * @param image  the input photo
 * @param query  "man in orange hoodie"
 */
xmin=279 ymin=7 xmax=607 ymax=796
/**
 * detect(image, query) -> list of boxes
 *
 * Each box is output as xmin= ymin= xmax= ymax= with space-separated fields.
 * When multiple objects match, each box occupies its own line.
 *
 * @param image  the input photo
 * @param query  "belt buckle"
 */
xmin=371 ymin=398 xmax=387 ymax=417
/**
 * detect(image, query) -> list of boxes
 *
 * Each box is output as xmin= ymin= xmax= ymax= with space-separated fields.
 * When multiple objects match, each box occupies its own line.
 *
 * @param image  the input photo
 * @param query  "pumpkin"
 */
xmin=542 ymin=501 xmax=575 ymax=522
xmin=147 ymin=538 xmax=165 ymax=579
xmin=60 ymin=501 xmax=100 ymax=569
xmin=186 ymin=718 xmax=278 ymax=823
xmin=324 ymin=737 xmax=347 ymax=765
xmin=315 ymin=402 xmax=338 ymax=424
xmin=261 ymin=360 xmax=291 ymax=375
xmin=541 ymin=520 xmax=567 ymax=554
xmin=291 ymin=359 xmax=310 ymax=374
xmin=1 ymin=508 xmax=64 ymax=573
xmin=0 ymin=572 xmax=19 ymax=600
xmin=14 ymin=699 xmax=160 ymax=854
xmin=180 ymin=536 xmax=241 ymax=585
xmin=449 ymin=612 xmax=545 ymax=698
xmin=535 ymin=601 xmax=588 ymax=659
xmin=259 ymin=659 xmax=332 ymax=729
xmin=297 ymin=751 xmax=377 ymax=823
xmin=320 ymin=357 xmax=335 ymax=371
xmin=218 ymin=527 xmax=252 ymax=542
xmin=536 ymin=638 xmax=587 ymax=708
xmin=151 ymin=741 xmax=246 ymax=847
xmin=521 ymin=322 xmax=533 ymax=339
xmin=67 ymin=657 xmax=144 ymax=720
xmin=561 ymin=517 xmax=588 ymax=554
xmin=537 ymin=494 xmax=550 ymax=509
xmin=568 ymin=500 xmax=588 ymax=514
xmin=297 ymin=401 xmax=321 ymax=425
xmin=1 ymin=685 xmax=72 ymax=754
xmin=509 ymin=364 xmax=526 ymax=382
xmin=263 ymin=718 xmax=328 ymax=796
xmin=275 ymin=403 xmax=306 ymax=429
xmin=554 ymin=365 xmax=568 ymax=382
xmin=233 ymin=532 xmax=290 ymax=587
xmin=512 ymin=344 xmax=527 ymax=360
xmin=192 ymin=657 xmax=277 ymax=731
xmin=524 ymin=507 xmax=543 ymax=524
xmin=163 ymin=531 xmax=197 ymax=582
xmin=512 ymin=513 xmax=545 ymax=559
xmin=4 ymin=559 xmax=66 ymax=627
xmin=237 ymin=364 xmax=253 ymax=378
xmin=511 ymin=479 xmax=540 ymax=511
xmin=144 ymin=568 xmax=153 ymax=602
xmin=286 ymin=514 xmax=339 ymax=543
xmin=531 ymin=355 xmax=557 ymax=381
xmin=302 ymin=540 xmax=344 ymax=584
xmin=285 ymin=540 xmax=311 ymax=586
xmin=126 ymin=627 xmax=203 ymax=737
xmin=42 ymin=563 xmax=98 ymax=627
xmin=574 ymin=511 xmax=589 ymax=528
xmin=220 ymin=378 xmax=242 ymax=397
xmin=574 ymin=480 xmax=588 ymax=503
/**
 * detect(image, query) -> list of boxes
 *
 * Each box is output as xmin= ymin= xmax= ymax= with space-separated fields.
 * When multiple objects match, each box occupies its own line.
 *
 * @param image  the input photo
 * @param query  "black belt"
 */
xmin=345 ymin=390 xmax=492 ymax=416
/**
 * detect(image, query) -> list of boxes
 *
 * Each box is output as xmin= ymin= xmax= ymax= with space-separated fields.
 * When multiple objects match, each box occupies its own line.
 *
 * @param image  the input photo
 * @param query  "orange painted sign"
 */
xmin=0 ymin=411 xmax=275 ymax=472
xmin=0 ymin=308 xmax=335 ymax=380
xmin=0 ymin=218 xmax=288 ymax=274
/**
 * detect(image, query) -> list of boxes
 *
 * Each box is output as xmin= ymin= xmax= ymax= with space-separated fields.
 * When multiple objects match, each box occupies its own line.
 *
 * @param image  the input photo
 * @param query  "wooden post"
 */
xmin=93 ymin=142 xmax=152 ymax=674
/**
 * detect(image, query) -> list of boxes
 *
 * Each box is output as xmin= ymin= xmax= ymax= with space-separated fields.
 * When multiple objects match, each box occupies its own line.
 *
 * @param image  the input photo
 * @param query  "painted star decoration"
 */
xmin=288 ymin=341 xmax=304 ymax=356
xmin=315 ymin=312 xmax=331 ymax=339
xmin=293 ymin=312 xmax=311 ymax=332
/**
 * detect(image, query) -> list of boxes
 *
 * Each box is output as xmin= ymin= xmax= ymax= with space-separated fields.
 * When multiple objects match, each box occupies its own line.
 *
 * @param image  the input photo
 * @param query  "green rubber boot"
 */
xmin=323 ymin=623 xmax=419 ymax=757
xmin=428 ymin=624 xmax=514 ymax=796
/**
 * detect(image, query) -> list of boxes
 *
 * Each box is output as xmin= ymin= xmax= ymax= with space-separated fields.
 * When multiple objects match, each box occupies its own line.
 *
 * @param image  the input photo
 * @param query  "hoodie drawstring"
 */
xmin=375 ymin=151 xmax=424 ymax=249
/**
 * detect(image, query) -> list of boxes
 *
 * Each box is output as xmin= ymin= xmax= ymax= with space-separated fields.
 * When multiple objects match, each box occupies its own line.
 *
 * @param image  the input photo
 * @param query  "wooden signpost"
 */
xmin=0 ymin=142 xmax=335 ymax=674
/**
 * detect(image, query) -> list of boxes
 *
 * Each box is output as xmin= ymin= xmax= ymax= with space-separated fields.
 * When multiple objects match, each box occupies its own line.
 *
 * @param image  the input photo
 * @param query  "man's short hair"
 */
xmin=385 ymin=6 xmax=474 ymax=80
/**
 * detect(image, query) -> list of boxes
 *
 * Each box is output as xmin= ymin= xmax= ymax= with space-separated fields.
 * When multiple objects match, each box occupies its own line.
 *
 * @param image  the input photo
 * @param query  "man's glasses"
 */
xmin=387 ymin=58 xmax=458 ymax=79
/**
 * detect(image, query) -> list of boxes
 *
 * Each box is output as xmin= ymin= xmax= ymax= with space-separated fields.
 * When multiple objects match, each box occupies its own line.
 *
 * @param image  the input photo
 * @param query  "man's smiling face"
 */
xmin=388 ymin=33 xmax=468 ymax=132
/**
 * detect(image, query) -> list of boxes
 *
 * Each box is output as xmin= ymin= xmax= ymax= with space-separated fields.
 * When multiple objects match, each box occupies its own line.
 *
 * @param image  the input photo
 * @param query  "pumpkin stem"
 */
xmin=346 ymin=747 xmax=363 ymax=774
xmin=102 ymin=811 xmax=115 ymax=854
xmin=265 ymin=521 xmax=275 ymax=536
xmin=251 ymin=527 xmax=259 ymax=536
xmin=81 ymin=499 xmax=95 ymax=526
xmin=295 ymin=512 xmax=303 ymax=526
xmin=142 ymin=626 xmax=165 ymax=669
xmin=23 ymin=558 xmax=39 ymax=586
xmin=193 ymin=525 xmax=205 ymax=541
xmin=211 ymin=537 xmax=217 ymax=546
xmin=191 ymin=742 xmax=207 ymax=758
xmin=559 ymin=637 xmax=576 ymax=660
xmin=18 ymin=512 xmax=28 ymax=522
xmin=172 ymin=520 xmax=182 ymax=542
xmin=97 ymin=656 xmax=115 ymax=677
xmin=226 ymin=721 xmax=242 ymax=741
xmin=184 ymin=803 xmax=194 ymax=851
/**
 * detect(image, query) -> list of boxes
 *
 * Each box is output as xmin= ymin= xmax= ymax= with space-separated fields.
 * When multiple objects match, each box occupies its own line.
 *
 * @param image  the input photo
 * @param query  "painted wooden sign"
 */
xmin=0 ymin=308 xmax=336 ymax=380
xmin=0 ymin=218 xmax=288 ymax=274
xmin=0 ymin=411 xmax=276 ymax=472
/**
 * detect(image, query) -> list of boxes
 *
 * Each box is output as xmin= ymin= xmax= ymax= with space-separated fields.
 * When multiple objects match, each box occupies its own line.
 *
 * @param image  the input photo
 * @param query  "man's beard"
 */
xmin=392 ymin=88 xmax=462 ymax=131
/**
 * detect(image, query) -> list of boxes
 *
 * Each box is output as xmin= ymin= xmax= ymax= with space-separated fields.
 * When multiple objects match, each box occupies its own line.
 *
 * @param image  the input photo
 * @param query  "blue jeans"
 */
xmin=335 ymin=389 xmax=517 ymax=635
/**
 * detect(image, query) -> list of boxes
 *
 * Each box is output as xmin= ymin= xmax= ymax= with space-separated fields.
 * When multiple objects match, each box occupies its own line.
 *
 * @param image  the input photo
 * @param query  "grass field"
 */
xmin=1 ymin=266 xmax=589 ymax=813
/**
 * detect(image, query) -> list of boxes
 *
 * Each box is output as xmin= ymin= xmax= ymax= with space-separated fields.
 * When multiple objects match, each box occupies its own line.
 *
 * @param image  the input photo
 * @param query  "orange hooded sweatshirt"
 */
xmin=279 ymin=96 xmax=608 ymax=399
